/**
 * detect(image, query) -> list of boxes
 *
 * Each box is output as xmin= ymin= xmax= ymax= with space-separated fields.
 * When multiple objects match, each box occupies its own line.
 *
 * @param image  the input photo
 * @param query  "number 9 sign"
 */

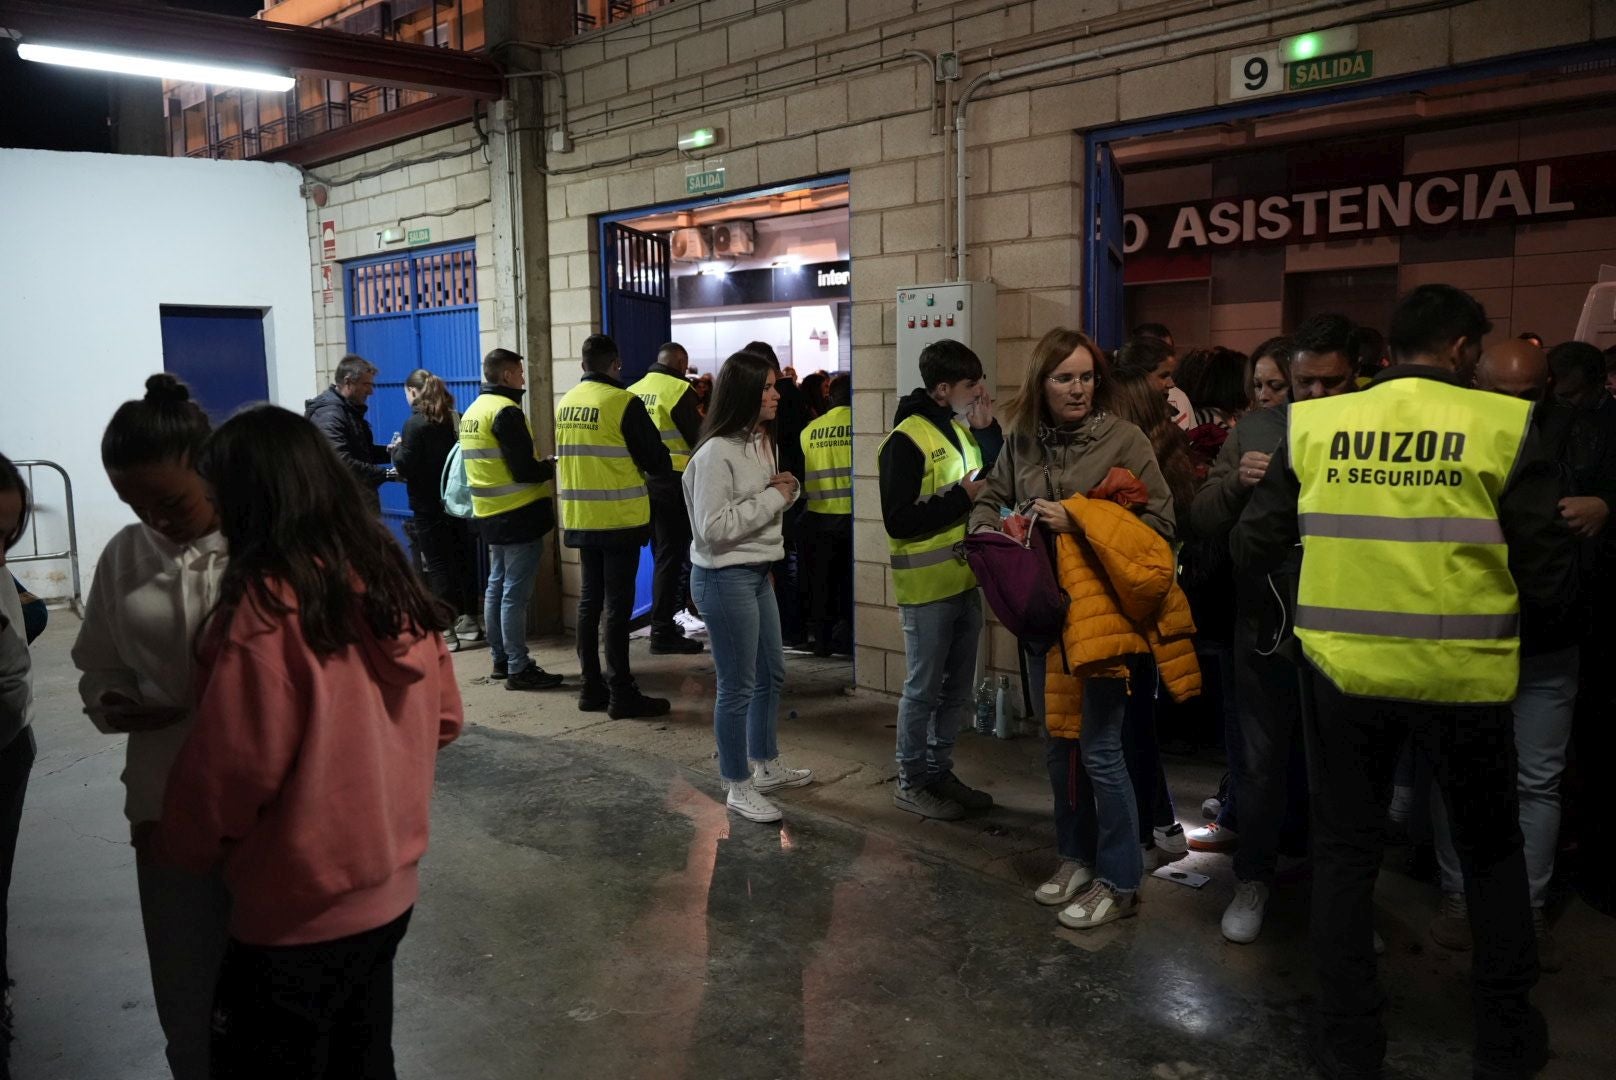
xmin=1229 ymin=49 xmax=1281 ymax=100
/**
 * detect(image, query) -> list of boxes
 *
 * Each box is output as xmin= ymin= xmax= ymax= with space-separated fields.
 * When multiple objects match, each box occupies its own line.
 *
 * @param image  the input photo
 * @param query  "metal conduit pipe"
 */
xmin=503 ymin=68 xmax=570 ymax=144
xmin=952 ymin=0 xmax=1367 ymax=280
xmin=576 ymin=49 xmax=941 ymax=141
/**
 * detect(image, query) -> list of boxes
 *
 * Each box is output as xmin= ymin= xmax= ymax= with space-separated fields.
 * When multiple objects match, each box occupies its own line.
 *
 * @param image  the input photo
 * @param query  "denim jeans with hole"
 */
xmin=1433 ymin=646 xmax=1579 ymax=908
xmin=1028 ymin=650 xmax=1144 ymax=893
xmin=692 ymin=564 xmax=784 ymax=782
xmin=895 ymin=590 xmax=982 ymax=790
xmin=484 ymin=540 xmax=543 ymax=674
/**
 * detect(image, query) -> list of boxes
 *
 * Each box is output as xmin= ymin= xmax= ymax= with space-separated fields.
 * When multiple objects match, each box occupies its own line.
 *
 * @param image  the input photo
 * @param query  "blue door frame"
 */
xmin=343 ymin=241 xmax=480 ymax=548
xmin=596 ymin=173 xmax=851 ymax=622
xmin=1082 ymin=42 xmax=1616 ymax=345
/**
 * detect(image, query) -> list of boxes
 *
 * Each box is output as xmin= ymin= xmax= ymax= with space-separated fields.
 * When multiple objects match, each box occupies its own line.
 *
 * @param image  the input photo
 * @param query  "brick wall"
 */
xmin=541 ymin=0 xmax=1606 ymax=693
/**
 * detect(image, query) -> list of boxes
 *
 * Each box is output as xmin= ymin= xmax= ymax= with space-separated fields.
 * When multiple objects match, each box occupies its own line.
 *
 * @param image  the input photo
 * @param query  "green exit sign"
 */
xmin=686 ymin=168 xmax=725 ymax=195
xmin=406 ymin=227 xmax=431 ymax=244
xmin=1288 ymin=49 xmax=1373 ymax=90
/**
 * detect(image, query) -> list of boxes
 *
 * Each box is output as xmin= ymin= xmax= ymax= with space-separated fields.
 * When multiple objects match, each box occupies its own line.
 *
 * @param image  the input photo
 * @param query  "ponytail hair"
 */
xmin=405 ymin=369 xmax=455 ymax=425
xmin=101 ymin=374 xmax=212 ymax=471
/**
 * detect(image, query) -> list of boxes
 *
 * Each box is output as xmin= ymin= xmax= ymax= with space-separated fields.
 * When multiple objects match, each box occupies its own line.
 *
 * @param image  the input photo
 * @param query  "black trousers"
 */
xmin=578 ymin=545 xmax=638 ymax=691
xmin=1302 ymin=666 xmax=1537 ymax=1072
xmin=0 ymin=727 xmax=36 ymax=987
xmin=797 ymin=511 xmax=851 ymax=639
xmin=210 ymin=908 xmax=412 ymax=1080
xmin=407 ymin=511 xmax=479 ymax=618
xmin=1232 ymin=645 xmax=1309 ymax=883
xmin=648 ymin=488 xmax=692 ymax=638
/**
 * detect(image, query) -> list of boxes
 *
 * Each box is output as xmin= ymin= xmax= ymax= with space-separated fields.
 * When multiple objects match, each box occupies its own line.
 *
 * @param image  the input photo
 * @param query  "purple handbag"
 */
xmin=962 ymin=522 xmax=1069 ymax=656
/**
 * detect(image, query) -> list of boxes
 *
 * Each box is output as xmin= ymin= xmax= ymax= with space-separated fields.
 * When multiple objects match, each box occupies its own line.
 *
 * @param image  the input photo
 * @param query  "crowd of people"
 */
xmin=0 ymin=280 xmax=1612 ymax=1079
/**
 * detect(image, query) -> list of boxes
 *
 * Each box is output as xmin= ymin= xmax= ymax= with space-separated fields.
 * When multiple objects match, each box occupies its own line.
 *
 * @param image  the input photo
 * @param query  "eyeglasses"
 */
xmin=1047 ymin=372 xmax=1098 ymax=387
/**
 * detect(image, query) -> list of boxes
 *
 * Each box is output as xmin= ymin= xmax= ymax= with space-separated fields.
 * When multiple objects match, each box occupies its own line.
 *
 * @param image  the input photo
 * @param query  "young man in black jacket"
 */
xmin=879 ymin=340 xmax=1003 ymax=821
xmin=304 ymin=354 xmax=396 ymax=513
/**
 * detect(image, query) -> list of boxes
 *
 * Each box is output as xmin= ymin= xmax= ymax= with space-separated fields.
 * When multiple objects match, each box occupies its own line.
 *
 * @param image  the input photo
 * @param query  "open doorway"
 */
xmin=600 ymin=177 xmax=854 ymax=672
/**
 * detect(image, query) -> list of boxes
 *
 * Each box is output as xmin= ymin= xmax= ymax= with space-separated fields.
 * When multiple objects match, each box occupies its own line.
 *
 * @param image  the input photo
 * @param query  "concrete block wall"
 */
xmin=545 ymin=0 xmax=1608 ymax=692
xmin=301 ymin=123 xmax=509 ymax=388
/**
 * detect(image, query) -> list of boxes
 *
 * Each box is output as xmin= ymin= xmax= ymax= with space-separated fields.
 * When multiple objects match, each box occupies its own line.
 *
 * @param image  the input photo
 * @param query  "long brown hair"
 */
xmin=697 ymin=351 xmax=776 ymax=450
xmin=405 ymin=369 xmax=455 ymax=425
xmin=1102 ymin=372 xmax=1198 ymax=515
xmin=1004 ymin=327 xmax=1108 ymax=438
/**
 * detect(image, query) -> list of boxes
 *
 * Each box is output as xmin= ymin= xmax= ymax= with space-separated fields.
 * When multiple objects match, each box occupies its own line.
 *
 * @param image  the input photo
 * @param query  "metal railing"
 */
xmin=10 ymin=460 xmax=83 ymax=616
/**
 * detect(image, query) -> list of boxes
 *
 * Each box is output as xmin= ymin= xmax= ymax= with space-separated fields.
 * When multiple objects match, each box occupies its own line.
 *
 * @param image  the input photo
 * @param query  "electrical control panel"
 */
xmin=895 ymin=281 xmax=997 ymax=394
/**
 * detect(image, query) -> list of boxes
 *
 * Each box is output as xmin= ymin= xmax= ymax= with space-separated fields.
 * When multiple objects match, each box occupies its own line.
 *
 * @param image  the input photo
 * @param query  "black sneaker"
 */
xmin=649 ymin=634 xmax=704 ymax=655
xmin=491 ymin=661 xmax=508 ymax=681
xmin=931 ymin=771 xmax=994 ymax=811
xmin=609 ymin=689 xmax=671 ymax=720
xmin=578 ymin=681 xmax=610 ymax=712
xmin=506 ymin=666 xmax=564 ymax=691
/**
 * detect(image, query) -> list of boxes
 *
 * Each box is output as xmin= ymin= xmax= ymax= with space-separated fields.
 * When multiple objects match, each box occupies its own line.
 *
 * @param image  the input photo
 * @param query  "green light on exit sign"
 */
xmin=406 ymin=227 xmax=431 ymax=244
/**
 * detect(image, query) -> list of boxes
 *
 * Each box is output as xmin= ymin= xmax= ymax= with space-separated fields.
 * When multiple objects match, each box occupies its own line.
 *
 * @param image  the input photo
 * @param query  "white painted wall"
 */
xmin=0 ymin=149 xmax=316 ymax=600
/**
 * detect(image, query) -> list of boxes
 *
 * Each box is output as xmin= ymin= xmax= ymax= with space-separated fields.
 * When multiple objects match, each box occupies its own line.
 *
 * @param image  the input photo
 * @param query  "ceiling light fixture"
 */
xmin=17 ymin=42 xmax=297 ymax=92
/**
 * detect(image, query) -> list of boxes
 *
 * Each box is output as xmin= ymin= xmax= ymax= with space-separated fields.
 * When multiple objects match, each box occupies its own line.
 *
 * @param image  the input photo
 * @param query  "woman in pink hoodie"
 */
xmin=154 ymin=405 xmax=464 ymax=1079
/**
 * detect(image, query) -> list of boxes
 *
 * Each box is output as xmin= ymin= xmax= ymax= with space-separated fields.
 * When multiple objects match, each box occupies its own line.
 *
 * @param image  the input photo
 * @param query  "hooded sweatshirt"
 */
xmin=878 ymin=388 xmax=1004 ymax=541
xmin=684 ymin=430 xmax=798 ymax=569
xmin=72 ymin=524 xmax=229 ymax=825
xmin=156 ymin=584 xmax=464 ymax=946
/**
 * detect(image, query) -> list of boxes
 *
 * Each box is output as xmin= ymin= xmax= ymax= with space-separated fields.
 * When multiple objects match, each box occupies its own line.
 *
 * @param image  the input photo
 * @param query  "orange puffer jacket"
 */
xmin=1043 ymin=494 xmax=1202 ymax=737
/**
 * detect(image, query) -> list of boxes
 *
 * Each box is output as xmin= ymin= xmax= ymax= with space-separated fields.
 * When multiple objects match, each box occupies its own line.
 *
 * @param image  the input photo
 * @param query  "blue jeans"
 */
xmin=895 ymin=590 xmax=982 ymax=790
xmin=1434 ymin=646 xmax=1578 ymax=907
xmin=484 ymin=540 xmax=543 ymax=673
xmin=1029 ymin=650 xmax=1143 ymax=893
xmin=692 ymin=564 xmax=784 ymax=782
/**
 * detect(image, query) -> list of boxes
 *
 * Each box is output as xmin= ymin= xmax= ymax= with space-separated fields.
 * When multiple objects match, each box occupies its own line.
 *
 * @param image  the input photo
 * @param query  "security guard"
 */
xmin=878 ymin=339 xmax=1002 ymax=823
xmin=460 ymin=348 xmax=564 ymax=691
xmin=555 ymin=333 xmax=673 ymax=719
xmin=798 ymin=373 xmax=854 ymax=655
xmin=1232 ymin=285 xmax=1574 ymax=1080
xmin=626 ymin=342 xmax=704 ymax=655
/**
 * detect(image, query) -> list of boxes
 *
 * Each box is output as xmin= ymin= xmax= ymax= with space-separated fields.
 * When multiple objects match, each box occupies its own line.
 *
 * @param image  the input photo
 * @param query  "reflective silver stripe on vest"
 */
xmin=555 ymin=445 xmax=634 ymax=458
xmin=560 ymin=486 xmax=649 ymax=501
xmin=1295 ymin=605 xmax=1518 ymax=640
xmin=471 ymin=482 xmax=542 ymax=498
xmin=660 ymin=430 xmax=686 ymax=443
xmin=813 ymin=487 xmax=854 ymax=500
xmin=460 ymin=447 xmax=505 ymax=460
xmin=890 ymin=548 xmax=962 ymax=570
xmin=806 ymin=468 xmax=854 ymax=481
xmin=1299 ymin=513 xmax=1505 ymax=545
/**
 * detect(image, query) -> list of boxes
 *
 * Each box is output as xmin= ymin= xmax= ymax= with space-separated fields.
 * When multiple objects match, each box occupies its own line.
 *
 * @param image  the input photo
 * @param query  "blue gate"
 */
xmin=344 ymin=242 xmax=480 ymax=545
xmin=1084 ymin=143 xmax=1126 ymax=353
xmin=602 ymin=222 xmax=671 ymax=620
xmin=159 ymin=305 xmax=271 ymax=424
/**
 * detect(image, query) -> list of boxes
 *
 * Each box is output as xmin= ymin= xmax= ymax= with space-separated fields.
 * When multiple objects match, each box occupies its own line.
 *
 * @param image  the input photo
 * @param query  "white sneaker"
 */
xmin=752 ymin=758 xmax=812 ymax=792
xmin=1153 ymin=823 xmax=1188 ymax=854
xmin=454 ymin=614 xmax=484 ymax=642
xmin=726 ymin=779 xmax=783 ymax=823
xmin=1221 ymin=880 xmax=1270 ymax=944
xmin=1034 ymin=860 xmax=1094 ymax=906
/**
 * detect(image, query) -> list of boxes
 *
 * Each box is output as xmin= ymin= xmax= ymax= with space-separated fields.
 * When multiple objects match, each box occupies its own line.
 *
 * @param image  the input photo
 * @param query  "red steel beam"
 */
xmin=255 ymin=94 xmax=477 ymax=167
xmin=0 ymin=0 xmax=505 ymax=99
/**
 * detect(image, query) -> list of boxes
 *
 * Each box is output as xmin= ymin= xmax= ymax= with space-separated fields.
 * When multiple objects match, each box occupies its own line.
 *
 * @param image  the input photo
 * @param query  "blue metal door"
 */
xmin=1085 ymin=143 xmax=1127 ymax=353
xmin=602 ymin=223 xmax=671 ymax=620
xmin=344 ymin=243 xmax=480 ymax=546
xmin=158 ymin=306 xmax=270 ymax=424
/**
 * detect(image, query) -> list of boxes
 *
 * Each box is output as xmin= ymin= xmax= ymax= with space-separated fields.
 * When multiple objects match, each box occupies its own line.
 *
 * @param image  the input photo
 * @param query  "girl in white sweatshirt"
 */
xmin=684 ymin=351 xmax=813 ymax=823
xmin=71 ymin=375 xmax=227 ymax=1080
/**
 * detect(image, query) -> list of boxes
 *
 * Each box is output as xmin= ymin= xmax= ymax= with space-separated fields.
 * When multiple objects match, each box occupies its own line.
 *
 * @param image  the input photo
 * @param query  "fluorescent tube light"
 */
xmin=17 ymin=42 xmax=296 ymax=92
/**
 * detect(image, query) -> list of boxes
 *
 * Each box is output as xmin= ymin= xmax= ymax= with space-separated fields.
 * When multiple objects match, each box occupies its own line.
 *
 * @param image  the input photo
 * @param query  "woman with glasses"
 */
xmin=970 ymin=328 xmax=1181 ymax=929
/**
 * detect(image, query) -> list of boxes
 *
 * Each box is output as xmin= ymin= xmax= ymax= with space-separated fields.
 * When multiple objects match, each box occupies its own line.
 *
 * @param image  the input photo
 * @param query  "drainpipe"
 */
xmin=504 ymin=67 xmax=571 ymax=151
xmin=951 ymin=0 xmax=1362 ymax=281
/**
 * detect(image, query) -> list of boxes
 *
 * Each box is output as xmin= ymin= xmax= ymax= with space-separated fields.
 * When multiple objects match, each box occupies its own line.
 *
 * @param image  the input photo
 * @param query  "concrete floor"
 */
xmin=9 ymin=617 xmax=1615 ymax=1079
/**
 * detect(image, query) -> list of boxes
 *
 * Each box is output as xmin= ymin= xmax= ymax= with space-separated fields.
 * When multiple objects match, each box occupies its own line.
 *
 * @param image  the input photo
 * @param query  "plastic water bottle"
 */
xmin=995 ymin=675 xmax=1015 ymax=739
xmin=974 ymin=679 xmax=995 ymax=735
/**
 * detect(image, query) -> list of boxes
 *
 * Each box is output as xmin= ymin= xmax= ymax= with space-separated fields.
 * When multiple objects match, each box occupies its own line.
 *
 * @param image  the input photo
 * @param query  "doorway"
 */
xmin=599 ymin=176 xmax=854 ymax=664
xmin=158 ymin=305 xmax=270 ymax=424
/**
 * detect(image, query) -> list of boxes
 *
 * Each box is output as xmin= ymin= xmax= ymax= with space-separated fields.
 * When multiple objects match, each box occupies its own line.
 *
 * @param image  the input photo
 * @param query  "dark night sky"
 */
xmin=0 ymin=0 xmax=265 ymax=152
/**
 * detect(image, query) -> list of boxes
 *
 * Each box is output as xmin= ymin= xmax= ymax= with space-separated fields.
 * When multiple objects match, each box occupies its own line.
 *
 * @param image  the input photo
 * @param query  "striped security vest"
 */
xmin=554 ymin=379 xmax=651 ymax=532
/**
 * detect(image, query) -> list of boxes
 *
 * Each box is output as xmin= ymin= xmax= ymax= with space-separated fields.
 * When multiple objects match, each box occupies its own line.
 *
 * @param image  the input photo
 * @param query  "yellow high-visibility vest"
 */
xmin=458 ymin=392 xmax=553 ymax=519
xmin=801 ymin=405 xmax=853 ymax=515
xmin=1288 ymin=376 xmax=1532 ymax=704
xmin=555 ymin=379 xmax=651 ymax=532
xmin=627 ymin=370 xmax=694 ymax=473
xmin=880 ymin=414 xmax=981 ymax=605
